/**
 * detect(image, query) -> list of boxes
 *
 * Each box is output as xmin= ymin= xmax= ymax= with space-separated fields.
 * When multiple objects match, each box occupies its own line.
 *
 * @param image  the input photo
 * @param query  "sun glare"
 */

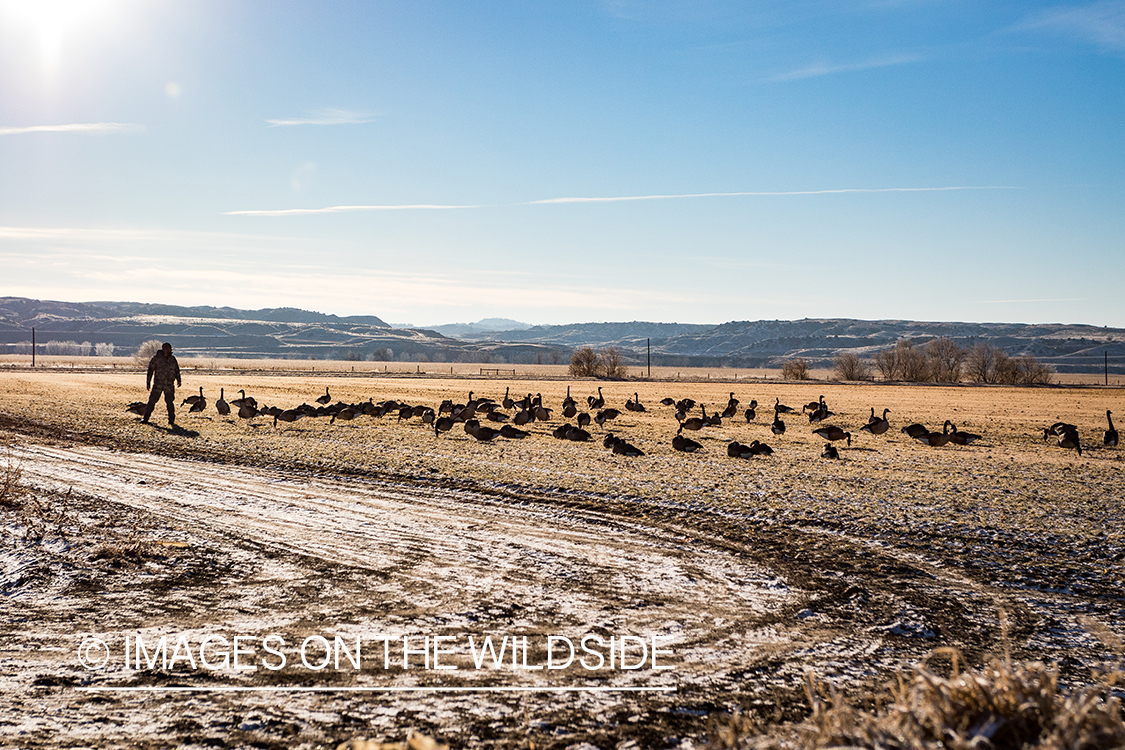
xmin=2 ymin=0 xmax=122 ymax=70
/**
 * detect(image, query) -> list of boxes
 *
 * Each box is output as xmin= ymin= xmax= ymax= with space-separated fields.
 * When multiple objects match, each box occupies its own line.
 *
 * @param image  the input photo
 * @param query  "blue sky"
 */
xmin=1 ymin=0 xmax=1122 ymax=327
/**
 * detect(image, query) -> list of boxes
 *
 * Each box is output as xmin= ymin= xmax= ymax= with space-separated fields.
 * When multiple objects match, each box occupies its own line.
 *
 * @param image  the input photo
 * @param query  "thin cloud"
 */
xmin=266 ymin=108 xmax=377 ymax=127
xmin=977 ymin=298 xmax=1084 ymax=304
xmin=1015 ymin=0 xmax=1125 ymax=52
xmin=0 ymin=122 xmax=144 ymax=136
xmin=225 ymin=186 xmax=1020 ymax=216
xmin=772 ymin=54 xmax=921 ymax=81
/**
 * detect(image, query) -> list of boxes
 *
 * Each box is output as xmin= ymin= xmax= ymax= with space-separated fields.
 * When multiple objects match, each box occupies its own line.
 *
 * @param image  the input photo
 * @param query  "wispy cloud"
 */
xmin=977 ymin=298 xmax=1085 ymax=304
xmin=0 ymin=122 xmax=144 ymax=136
xmin=266 ymin=108 xmax=377 ymax=127
xmin=772 ymin=53 xmax=921 ymax=81
xmin=225 ymin=186 xmax=1020 ymax=216
xmin=1015 ymin=0 xmax=1125 ymax=52
xmin=224 ymin=204 xmax=480 ymax=216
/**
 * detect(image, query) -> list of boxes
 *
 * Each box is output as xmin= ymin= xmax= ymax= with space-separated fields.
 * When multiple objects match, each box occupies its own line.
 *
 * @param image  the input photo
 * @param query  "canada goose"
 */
xmin=502 ymin=387 xmax=514 ymax=410
xmin=486 ymin=410 xmax=509 ymax=422
xmin=612 ymin=441 xmax=644 ymax=457
xmin=238 ymin=401 xmax=260 ymax=419
xmin=588 ymin=388 xmax=605 ymax=410
xmin=398 ymin=405 xmax=414 ymax=421
xmin=1056 ymin=427 xmax=1082 ymax=455
xmin=434 ymin=416 xmax=455 ymax=436
xmin=1105 ymin=410 xmax=1118 ymax=448
xmin=626 ymin=393 xmax=646 ymax=412
xmin=774 ymin=397 xmax=795 ymax=414
xmin=945 ymin=421 xmax=982 ymax=446
xmin=513 ymin=408 xmax=532 ymax=426
xmin=677 ymin=409 xmax=705 ymax=433
xmin=914 ymin=422 xmax=951 ymax=447
xmin=861 ymin=409 xmax=891 ymax=436
xmin=533 ymin=401 xmax=552 ymax=421
xmin=561 ymin=387 xmax=575 ymax=410
xmin=803 ymin=396 xmax=823 ymax=414
xmin=676 ymin=398 xmax=696 ymax=412
xmin=500 ymin=424 xmax=529 ymax=439
xmin=598 ymin=408 xmax=621 ymax=423
xmin=273 ymin=408 xmax=302 ymax=427
xmin=745 ymin=400 xmax=758 ymax=422
xmin=576 ymin=412 xmax=591 ymax=428
xmin=464 ymin=419 xmax=500 ymax=441
xmin=329 ymin=405 xmax=356 ymax=423
xmin=565 ymin=426 xmax=591 ymax=442
xmin=708 ymin=407 xmax=722 ymax=426
xmin=421 ymin=408 xmax=436 ymax=425
xmin=672 ymin=434 xmax=703 ymax=453
xmin=748 ymin=440 xmax=773 ymax=456
xmin=1044 ymin=422 xmax=1078 ymax=440
xmin=727 ymin=441 xmax=754 ymax=459
xmin=230 ymin=390 xmax=257 ymax=409
xmin=126 ymin=401 xmax=147 ymax=415
xmin=822 ymin=444 xmax=839 ymax=459
xmin=552 ymin=424 xmax=571 ymax=439
xmin=812 ymin=425 xmax=851 ymax=446
xmin=182 ymin=386 xmax=205 ymax=406
xmin=660 ymin=397 xmax=676 ymax=406
xmin=771 ymin=409 xmax=786 ymax=435
xmin=603 ymin=432 xmax=621 ymax=449
xmin=563 ymin=402 xmax=578 ymax=418
xmin=215 ymin=388 xmax=230 ymax=415
xmin=901 ymin=423 xmax=928 ymax=438
xmin=316 ymin=387 xmax=331 ymax=405
xmin=189 ymin=392 xmax=207 ymax=413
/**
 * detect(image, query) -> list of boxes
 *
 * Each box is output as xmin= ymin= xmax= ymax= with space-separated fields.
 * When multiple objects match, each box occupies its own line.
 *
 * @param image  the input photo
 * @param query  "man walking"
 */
xmin=142 ymin=342 xmax=182 ymax=427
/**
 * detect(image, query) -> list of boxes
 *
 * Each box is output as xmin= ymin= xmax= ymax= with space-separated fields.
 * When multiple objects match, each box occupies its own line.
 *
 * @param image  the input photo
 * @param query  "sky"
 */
xmin=0 ymin=0 xmax=1123 ymax=328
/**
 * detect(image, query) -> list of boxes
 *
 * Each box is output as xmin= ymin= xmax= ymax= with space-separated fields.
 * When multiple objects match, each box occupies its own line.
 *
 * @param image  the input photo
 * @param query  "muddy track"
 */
xmin=1 ymin=433 xmax=1051 ymax=750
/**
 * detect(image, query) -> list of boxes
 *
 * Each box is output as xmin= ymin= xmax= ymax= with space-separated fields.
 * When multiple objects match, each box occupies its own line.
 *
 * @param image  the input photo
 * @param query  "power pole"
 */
xmin=647 ymin=338 xmax=651 ymax=379
xmin=1107 ymin=351 xmax=1110 ymax=386
xmin=31 ymin=327 xmax=35 ymax=368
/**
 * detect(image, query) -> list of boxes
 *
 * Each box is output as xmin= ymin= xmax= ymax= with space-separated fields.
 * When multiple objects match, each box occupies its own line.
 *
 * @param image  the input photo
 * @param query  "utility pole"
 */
xmin=647 ymin=338 xmax=651 ymax=379
xmin=1107 ymin=351 xmax=1110 ymax=386
xmin=31 ymin=327 xmax=35 ymax=368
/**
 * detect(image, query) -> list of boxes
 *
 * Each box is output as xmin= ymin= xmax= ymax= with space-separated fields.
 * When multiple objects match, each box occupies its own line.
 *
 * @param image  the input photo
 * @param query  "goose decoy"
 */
xmin=189 ymin=391 xmax=207 ymax=413
xmin=329 ymin=405 xmax=355 ymax=423
xmin=126 ymin=401 xmax=147 ymax=415
xmin=215 ymin=388 xmax=230 ymax=415
xmin=744 ymin=400 xmax=758 ymax=422
xmin=513 ymin=408 xmax=532 ymax=426
xmin=914 ymin=422 xmax=951 ymax=447
xmin=774 ymin=397 xmax=795 ymax=414
xmin=672 ymin=434 xmax=703 ymax=453
xmin=747 ymin=440 xmax=773 ymax=456
xmin=230 ymin=390 xmax=257 ymax=409
xmin=181 ymin=386 xmax=204 ymax=406
xmin=561 ymin=386 xmax=574 ymax=410
xmin=946 ymin=421 xmax=982 ymax=446
xmin=803 ymin=396 xmax=822 ymax=414
xmin=563 ymin=402 xmax=578 ymax=418
xmin=812 ymin=425 xmax=851 ymax=446
xmin=316 ymin=387 xmax=332 ymax=405
xmin=861 ymin=409 xmax=890 ymax=436
xmin=901 ymin=423 xmax=928 ymax=438
xmin=821 ymin=444 xmax=839 ymax=459
xmin=1104 ymin=411 xmax=1117 ymax=448
xmin=499 ymin=424 xmax=529 ymax=439
xmin=771 ymin=409 xmax=786 ymax=435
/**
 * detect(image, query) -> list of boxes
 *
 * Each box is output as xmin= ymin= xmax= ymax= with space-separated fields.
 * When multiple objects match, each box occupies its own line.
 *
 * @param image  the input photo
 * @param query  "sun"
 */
xmin=1 ymin=0 xmax=123 ymax=70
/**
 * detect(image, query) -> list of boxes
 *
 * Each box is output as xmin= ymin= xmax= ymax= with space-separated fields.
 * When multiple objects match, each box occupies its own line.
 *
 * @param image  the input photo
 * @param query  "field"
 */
xmin=2 ymin=366 xmax=1123 ymax=749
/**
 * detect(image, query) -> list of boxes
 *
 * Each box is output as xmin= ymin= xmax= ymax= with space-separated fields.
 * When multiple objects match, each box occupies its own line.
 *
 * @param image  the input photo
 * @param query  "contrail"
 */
xmin=224 ymin=186 xmax=1020 ymax=216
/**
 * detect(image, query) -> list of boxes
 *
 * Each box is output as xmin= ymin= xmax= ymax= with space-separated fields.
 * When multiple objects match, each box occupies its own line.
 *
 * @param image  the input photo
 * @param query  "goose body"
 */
xmin=672 ymin=434 xmax=703 ymax=453
xmin=774 ymin=397 xmax=795 ymax=414
xmin=215 ymin=388 xmax=230 ymax=415
xmin=1105 ymin=410 xmax=1117 ymax=448
xmin=946 ymin=421 xmax=982 ymax=446
xmin=812 ymin=425 xmax=851 ymax=446
xmin=316 ymin=387 xmax=331 ymax=405
xmin=822 ymin=444 xmax=839 ymax=459
xmin=901 ymin=423 xmax=928 ymax=438
xmin=181 ymin=386 xmax=204 ymax=406
xmin=771 ymin=410 xmax=786 ymax=435
xmin=861 ymin=409 xmax=890 ymax=436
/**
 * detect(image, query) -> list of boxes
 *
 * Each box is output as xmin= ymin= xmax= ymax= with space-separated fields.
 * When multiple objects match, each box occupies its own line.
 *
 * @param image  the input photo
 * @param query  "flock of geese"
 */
xmin=128 ymin=385 xmax=1118 ymax=460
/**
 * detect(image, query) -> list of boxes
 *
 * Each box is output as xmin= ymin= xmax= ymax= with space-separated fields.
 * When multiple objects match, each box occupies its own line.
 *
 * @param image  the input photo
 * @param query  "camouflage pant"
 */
xmin=143 ymin=384 xmax=175 ymax=425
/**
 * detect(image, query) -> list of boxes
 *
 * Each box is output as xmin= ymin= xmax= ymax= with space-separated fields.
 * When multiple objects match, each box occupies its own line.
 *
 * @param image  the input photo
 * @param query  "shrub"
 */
xmin=569 ymin=347 xmax=599 ymax=377
xmin=133 ymin=339 xmax=164 ymax=365
xmin=782 ymin=357 xmax=810 ymax=380
xmin=599 ymin=347 xmax=628 ymax=379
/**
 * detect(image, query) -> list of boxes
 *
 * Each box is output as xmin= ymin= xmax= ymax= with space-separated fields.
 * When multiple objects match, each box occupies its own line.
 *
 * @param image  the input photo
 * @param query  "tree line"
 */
xmin=827 ymin=339 xmax=1054 ymax=384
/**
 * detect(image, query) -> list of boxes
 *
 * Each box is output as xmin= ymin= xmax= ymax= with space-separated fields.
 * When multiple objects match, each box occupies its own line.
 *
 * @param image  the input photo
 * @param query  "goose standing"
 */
xmin=1105 ymin=410 xmax=1118 ymax=448
xmin=774 ymin=397 xmax=795 ymax=414
xmin=744 ymin=400 xmax=758 ymax=422
xmin=215 ymin=388 xmax=230 ymax=415
xmin=316 ymin=387 xmax=332 ymax=405
xmin=771 ymin=408 xmax=786 ymax=435
xmin=861 ymin=408 xmax=890 ymax=436
xmin=812 ymin=425 xmax=851 ymax=446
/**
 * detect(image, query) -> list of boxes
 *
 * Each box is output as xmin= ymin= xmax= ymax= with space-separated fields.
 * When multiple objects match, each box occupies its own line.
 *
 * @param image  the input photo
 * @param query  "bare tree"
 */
xmin=1009 ymin=355 xmax=1053 ymax=385
xmin=833 ymin=352 xmax=872 ymax=381
xmin=924 ymin=338 xmax=966 ymax=383
xmin=599 ymin=347 xmax=628 ymax=379
xmin=966 ymin=342 xmax=1004 ymax=383
xmin=873 ymin=347 xmax=898 ymax=380
xmin=781 ymin=357 xmax=811 ymax=380
xmin=896 ymin=340 xmax=930 ymax=382
xmin=569 ymin=347 xmax=600 ymax=377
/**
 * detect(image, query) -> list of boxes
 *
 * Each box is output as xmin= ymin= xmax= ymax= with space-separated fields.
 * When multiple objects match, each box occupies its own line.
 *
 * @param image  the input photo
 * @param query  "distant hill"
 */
xmin=2 ymin=297 xmax=1121 ymax=373
xmin=429 ymin=318 xmax=530 ymax=337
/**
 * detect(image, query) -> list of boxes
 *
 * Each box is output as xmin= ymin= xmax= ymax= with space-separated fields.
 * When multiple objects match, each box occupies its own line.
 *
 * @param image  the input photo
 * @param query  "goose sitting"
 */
xmin=821 ymin=444 xmax=839 ymax=459
xmin=945 ymin=421 xmax=982 ymax=446
xmin=464 ymin=419 xmax=500 ymax=441
xmin=565 ymin=426 xmax=591 ymax=442
xmin=499 ymin=424 xmax=529 ymax=439
xmin=126 ymin=401 xmax=147 ymax=415
xmin=672 ymin=434 xmax=703 ymax=453
xmin=774 ymin=397 xmax=796 ymax=414
xmin=901 ymin=423 xmax=928 ymax=438
xmin=747 ymin=440 xmax=773 ymax=456
xmin=1105 ymin=410 xmax=1118 ymax=448
xmin=612 ymin=440 xmax=644 ymax=457
xmin=677 ymin=410 xmax=705 ymax=433
xmin=914 ymin=422 xmax=951 ymax=447
xmin=727 ymin=441 xmax=755 ymax=459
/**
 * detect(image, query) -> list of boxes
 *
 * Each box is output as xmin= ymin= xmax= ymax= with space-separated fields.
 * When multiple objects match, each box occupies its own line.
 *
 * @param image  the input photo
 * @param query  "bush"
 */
xmin=833 ymin=352 xmax=872 ymax=381
xmin=569 ymin=347 xmax=599 ymax=377
xmin=599 ymin=347 xmax=628 ymax=379
xmin=782 ymin=357 xmax=810 ymax=380
xmin=134 ymin=339 xmax=163 ymax=365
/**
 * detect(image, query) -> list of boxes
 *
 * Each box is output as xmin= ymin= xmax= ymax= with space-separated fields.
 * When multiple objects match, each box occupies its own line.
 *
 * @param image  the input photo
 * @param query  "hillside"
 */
xmin=1 ymin=297 xmax=1121 ymax=373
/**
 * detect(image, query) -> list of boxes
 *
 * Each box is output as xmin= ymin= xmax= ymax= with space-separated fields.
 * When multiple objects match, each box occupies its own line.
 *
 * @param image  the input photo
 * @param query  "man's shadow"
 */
xmin=136 ymin=419 xmax=199 ymax=438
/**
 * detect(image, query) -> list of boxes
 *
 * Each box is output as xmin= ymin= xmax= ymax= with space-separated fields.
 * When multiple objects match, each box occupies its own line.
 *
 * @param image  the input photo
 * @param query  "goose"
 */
xmin=612 ymin=440 xmax=644 ymax=457
xmin=513 ymin=408 xmax=533 ymax=426
xmin=215 ymin=388 xmax=230 ymax=415
xmin=563 ymin=402 xmax=578 ymax=418
xmin=464 ymin=419 xmax=500 ymax=442
xmin=434 ymin=416 xmax=455 ymax=436
xmin=822 ymin=444 xmax=839 ymax=459
xmin=677 ymin=409 xmax=705 ymax=433
xmin=945 ymin=421 xmax=982 ymax=446
xmin=626 ymin=393 xmax=646 ymax=412
xmin=438 ymin=399 xmax=455 ymax=414
xmin=812 ymin=425 xmax=851 ymax=446
xmin=421 ymin=408 xmax=436 ymax=425
xmin=802 ymin=396 xmax=823 ymax=414
xmin=565 ymin=426 xmax=591 ymax=442
xmin=727 ymin=441 xmax=754 ymax=459
xmin=500 ymin=424 xmax=529 ymax=439
xmin=588 ymin=388 xmax=605 ymax=410
xmin=126 ymin=401 xmax=147 ymax=415
xmin=672 ymin=434 xmax=703 ymax=453
xmin=561 ymin=387 xmax=575 ymax=411
xmin=774 ymin=397 xmax=796 ymax=414
xmin=316 ymin=387 xmax=331 ymax=405
xmin=861 ymin=409 xmax=891 ymax=436
xmin=486 ymin=410 xmax=509 ymax=422
xmin=230 ymin=390 xmax=257 ymax=409
xmin=604 ymin=432 xmax=622 ymax=449
xmin=708 ymin=407 xmax=722 ymax=426
xmin=576 ymin=412 xmax=591 ymax=428
xmin=1105 ymin=410 xmax=1118 ymax=448
xmin=659 ymin=397 xmax=676 ymax=407
xmin=552 ymin=424 xmax=571 ymax=440
xmin=901 ymin=423 xmax=928 ymax=438
xmin=238 ymin=401 xmax=260 ymax=420
xmin=502 ymin=387 xmax=514 ymax=410
xmin=273 ymin=408 xmax=302 ymax=427
xmin=1056 ymin=427 xmax=1082 ymax=455
xmin=189 ymin=392 xmax=207 ymax=413
xmin=533 ymin=401 xmax=552 ymax=421
xmin=744 ymin=400 xmax=758 ymax=422
xmin=1044 ymin=421 xmax=1078 ymax=440
xmin=598 ymin=408 xmax=621 ymax=423
xmin=747 ymin=440 xmax=773 ymax=456
xmin=771 ymin=409 xmax=786 ymax=435
xmin=181 ymin=386 xmax=205 ymax=406
xmin=914 ymin=422 xmax=951 ymax=447
xmin=329 ymin=405 xmax=356 ymax=423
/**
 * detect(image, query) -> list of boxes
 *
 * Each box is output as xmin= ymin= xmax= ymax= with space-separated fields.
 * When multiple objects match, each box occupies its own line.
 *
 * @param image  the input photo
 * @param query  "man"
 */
xmin=142 ymin=342 xmax=182 ymax=427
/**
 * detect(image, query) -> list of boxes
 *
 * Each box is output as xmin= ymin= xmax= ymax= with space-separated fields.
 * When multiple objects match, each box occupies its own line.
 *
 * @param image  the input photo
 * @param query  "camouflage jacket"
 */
xmin=147 ymin=351 xmax=181 ymax=389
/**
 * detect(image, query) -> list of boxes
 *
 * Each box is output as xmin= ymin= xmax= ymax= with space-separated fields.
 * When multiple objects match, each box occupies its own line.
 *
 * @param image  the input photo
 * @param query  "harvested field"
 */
xmin=2 ymin=370 xmax=1123 ymax=748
